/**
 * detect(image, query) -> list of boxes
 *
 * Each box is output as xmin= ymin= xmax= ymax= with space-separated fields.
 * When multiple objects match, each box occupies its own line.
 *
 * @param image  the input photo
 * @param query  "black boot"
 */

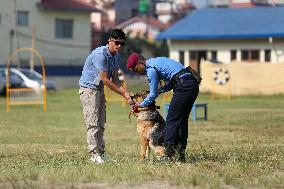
xmin=160 ymin=144 xmax=175 ymax=163
xmin=176 ymin=144 xmax=186 ymax=163
xmin=165 ymin=144 xmax=175 ymax=157
xmin=178 ymin=152 xmax=186 ymax=163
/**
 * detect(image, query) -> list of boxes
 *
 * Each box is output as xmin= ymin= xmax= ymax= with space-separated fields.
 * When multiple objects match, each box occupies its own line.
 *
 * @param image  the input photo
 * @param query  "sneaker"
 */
xmin=90 ymin=155 xmax=105 ymax=164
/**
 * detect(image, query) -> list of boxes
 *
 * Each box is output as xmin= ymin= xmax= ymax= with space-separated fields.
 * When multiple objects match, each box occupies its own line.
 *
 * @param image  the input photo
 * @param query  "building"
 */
xmin=210 ymin=0 xmax=284 ymax=8
xmin=85 ymin=0 xmax=116 ymax=30
xmin=115 ymin=0 xmax=195 ymax=25
xmin=115 ymin=16 xmax=167 ymax=41
xmin=154 ymin=0 xmax=195 ymax=24
xmin=115 ymin=0 xmax=149 ymax=24
xmin=84 ymin=0 xmax=116 ymax=48
xmin=0 ymin=0 xmax=99 ymax=77
xmin=157 ymin=7 xmax=284 ymax=73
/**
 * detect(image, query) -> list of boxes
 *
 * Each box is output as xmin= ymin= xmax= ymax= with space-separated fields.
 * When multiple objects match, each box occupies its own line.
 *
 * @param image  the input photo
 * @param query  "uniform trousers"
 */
xmin=164 ymin=76 xmax=199 ymax=155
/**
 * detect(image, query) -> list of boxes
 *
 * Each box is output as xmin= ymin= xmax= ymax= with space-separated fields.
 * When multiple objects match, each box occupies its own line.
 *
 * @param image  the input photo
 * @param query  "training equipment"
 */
xmin=6 ymin=48 xmax=47 ymax=112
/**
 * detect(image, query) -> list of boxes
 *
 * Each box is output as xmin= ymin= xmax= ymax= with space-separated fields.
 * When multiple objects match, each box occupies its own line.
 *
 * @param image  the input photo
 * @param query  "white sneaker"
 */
xmin=90 ymin=155 xmax=105 ymax=164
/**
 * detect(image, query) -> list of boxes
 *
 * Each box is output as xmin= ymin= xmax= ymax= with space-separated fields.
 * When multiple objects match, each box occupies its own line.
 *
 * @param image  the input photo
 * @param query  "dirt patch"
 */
xmin=1 ymin=180 xmax=197 ymax=189
xmin=73 ymin=182 xmax=192 ymax=189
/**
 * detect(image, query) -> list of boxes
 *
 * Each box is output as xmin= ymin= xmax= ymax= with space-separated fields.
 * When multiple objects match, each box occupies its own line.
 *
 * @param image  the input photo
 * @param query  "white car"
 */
xmin=9 ymin=68 xmax=56 ymax=91
xmin=0 ymin=68 xmax=24 ymax=95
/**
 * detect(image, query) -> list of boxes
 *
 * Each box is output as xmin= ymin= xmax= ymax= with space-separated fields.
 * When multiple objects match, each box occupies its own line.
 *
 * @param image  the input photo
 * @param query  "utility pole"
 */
xmin=13 ymin=0 xmax=20 ymax=68
xmin=30 ymin=25 xmax=35 ymax=70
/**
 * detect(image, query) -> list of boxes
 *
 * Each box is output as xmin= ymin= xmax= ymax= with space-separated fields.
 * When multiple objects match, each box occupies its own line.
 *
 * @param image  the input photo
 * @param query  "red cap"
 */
xmin=126 ymin=53 xmax=139 ymax=70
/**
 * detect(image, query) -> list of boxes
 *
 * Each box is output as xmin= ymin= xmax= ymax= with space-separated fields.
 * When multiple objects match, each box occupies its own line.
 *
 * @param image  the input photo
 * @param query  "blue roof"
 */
xmin=157 ymin=7 xmax=284 ymax=40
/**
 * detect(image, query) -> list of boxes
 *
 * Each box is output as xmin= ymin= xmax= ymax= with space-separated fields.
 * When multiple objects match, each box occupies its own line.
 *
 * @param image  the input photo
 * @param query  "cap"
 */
xmin=126 ymin=53 xmax=139 ymax=70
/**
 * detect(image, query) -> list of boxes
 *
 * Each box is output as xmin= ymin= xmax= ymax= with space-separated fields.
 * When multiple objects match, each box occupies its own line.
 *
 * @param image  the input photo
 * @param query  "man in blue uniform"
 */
xmin=79 ymin=29 xmax=133 ymax=164
xmin=126 ymin=53 xmax=199 ymax=162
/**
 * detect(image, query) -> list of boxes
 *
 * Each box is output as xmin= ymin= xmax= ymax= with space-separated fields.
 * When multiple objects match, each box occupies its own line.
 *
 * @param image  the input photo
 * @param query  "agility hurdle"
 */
xmin=6 ymin=47 xmax=47 ymax=112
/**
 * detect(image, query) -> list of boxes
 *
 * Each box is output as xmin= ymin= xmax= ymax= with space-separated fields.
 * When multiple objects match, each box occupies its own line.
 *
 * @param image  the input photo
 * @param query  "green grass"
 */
xmin=0 ymin=88 xmax=283 ymax=189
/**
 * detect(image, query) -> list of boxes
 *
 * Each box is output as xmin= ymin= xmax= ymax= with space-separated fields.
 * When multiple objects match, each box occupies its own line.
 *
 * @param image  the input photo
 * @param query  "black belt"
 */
xmin=171 ymin=69 xmax=191 ymax=81
xmin=170 ymin=69 xmax=194 ymax=87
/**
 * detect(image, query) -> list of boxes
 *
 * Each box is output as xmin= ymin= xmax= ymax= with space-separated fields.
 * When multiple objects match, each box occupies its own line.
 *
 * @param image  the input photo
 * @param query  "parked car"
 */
xmin=0 ymin=68 xmax=24 ymax=95
xmin=0 ymin=68 xmax=56 ymax=93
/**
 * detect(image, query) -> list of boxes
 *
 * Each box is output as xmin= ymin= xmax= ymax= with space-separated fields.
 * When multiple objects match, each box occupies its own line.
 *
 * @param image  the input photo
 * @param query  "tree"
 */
xmin=139 ymin=0 xmax=149 ymax=14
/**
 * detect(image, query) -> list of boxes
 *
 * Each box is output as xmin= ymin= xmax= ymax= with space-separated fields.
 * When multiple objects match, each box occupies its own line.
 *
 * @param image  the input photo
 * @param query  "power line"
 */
xmin=16 ymin=31 xmax=90 ymax=48
xmin=0 ymin=26 xmax=91 ymax=49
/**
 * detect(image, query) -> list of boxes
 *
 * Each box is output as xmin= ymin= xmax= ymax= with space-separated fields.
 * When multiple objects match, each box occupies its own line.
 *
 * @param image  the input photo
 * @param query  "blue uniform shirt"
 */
xmin=140 ymin=57 xmax=191 ymax=107
xmin=79 ymin=45 xmax=120 ymax=89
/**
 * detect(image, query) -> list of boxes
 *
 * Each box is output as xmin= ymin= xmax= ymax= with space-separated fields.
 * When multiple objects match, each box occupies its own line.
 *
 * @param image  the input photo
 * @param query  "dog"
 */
xmin=129 ymin=91 xmax=165 ymax=160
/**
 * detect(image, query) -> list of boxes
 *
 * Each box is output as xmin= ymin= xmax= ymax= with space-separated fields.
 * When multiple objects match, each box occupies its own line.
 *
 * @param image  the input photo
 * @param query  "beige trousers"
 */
xmin=79 ymin=87 xmax=106 ymax=156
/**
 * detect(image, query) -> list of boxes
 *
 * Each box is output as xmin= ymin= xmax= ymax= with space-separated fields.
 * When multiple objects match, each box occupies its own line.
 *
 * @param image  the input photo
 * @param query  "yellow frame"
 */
xmin=6 ymin=47 xmax=47 ymax=112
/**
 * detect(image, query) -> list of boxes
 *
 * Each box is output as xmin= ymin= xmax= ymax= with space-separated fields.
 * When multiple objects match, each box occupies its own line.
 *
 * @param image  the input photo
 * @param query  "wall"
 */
xmin=0 ymin=0 xmax=91 ymax=68
xmin=169 ymin=38 xmax=284 ymax=64
xmin=200 ymin=60 xmax=284 ymax=95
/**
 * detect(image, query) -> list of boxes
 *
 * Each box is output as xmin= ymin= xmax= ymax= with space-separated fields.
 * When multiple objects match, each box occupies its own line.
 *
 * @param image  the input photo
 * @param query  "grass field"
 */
xmin=0 ymin=87 xmax=283 ymax=189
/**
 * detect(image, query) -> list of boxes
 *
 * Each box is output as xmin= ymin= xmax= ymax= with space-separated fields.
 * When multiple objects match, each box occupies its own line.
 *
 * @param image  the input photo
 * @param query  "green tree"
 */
xmin=139 ymin=0 xmax=149 ymax=14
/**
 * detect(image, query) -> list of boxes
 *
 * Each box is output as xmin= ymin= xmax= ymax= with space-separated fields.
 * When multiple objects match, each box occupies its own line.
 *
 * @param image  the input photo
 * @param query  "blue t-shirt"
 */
xmin=140 ymin=57 xmax=190 ymax=107
xmin=79 ymin=45 xmax=120 ymax=89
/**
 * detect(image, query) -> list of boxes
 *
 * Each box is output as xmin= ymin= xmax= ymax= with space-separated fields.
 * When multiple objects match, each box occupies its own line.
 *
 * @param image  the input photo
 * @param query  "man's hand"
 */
xmin=125 ymin=92 xmax=135 ymax=105
xmin=133 ymin=103 xmax=142 ymax=108
xmin=120 ymin=87 xmax=134 ymax=105
xmin=131 ymin=98 xmax=141 ymax=108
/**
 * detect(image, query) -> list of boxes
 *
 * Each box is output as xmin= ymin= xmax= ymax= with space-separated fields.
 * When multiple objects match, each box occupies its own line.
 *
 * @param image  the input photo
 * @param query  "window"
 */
xmin=179 ymin=51 xmax=184 ymax=65
xmin=231 ymin=50 xmax=237 ymax=61
xmin=17 ymin=11 xmax=29 ymax=26
xmin=241 ymin=49 xmax=260 ymax=62
xmin=10 ymin=72 xmax=23 ymax=82
xmin=189 ymin=51 xmax=197 ymax=60
xmin=264 ymin=49 xmax=271 ymax=62
xmin=55 ymin=19 xmax=73 ymax=39
xmin=241 ymin=50 xmax=249 ymax=60
xmin=251 ymin=50 xmax=259 ymax=61
xmin=211 ymin=51 xmax=217 ymax=61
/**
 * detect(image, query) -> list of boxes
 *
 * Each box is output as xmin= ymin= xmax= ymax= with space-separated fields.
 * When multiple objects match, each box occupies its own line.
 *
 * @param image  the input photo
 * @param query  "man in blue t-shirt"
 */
xmin=126 ymin=53 xmax=199 ymax=162
xmin=79 ymin=29 xmax=133 ymax=164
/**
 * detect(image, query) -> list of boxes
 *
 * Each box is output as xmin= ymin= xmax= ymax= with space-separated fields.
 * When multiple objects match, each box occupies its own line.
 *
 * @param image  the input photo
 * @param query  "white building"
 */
xmin=210 ymin=0 xmax=284 ymax=7
xmin=154 ymin=0 xmax=195 ymax=24
xmin=116 ymin=16 xmax=167 ymax=41
xmin=0 ymin=0 xmax=99 ymax=76
xmin=157 ymin=7 xmax=284 ymax=73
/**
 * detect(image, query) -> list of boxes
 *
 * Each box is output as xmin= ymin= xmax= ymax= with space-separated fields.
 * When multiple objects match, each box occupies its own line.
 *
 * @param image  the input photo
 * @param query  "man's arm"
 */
xmin=100 ymin=71 xmax=133 ymax=104
xmin=112 ymin=71 xmax=122 ymax=88
xmin=158 ymin=81 xmax=173 ymax=94
xmin=112 ymin=71 xmax=128 ymax=96
xmin=139 ymin=68 xmax=159 ymax=107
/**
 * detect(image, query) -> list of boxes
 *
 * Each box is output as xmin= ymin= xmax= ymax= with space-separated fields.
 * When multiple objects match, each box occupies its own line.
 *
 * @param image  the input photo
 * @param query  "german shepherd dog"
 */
xmin=129 ymin=91 xmax=165 ymax=160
